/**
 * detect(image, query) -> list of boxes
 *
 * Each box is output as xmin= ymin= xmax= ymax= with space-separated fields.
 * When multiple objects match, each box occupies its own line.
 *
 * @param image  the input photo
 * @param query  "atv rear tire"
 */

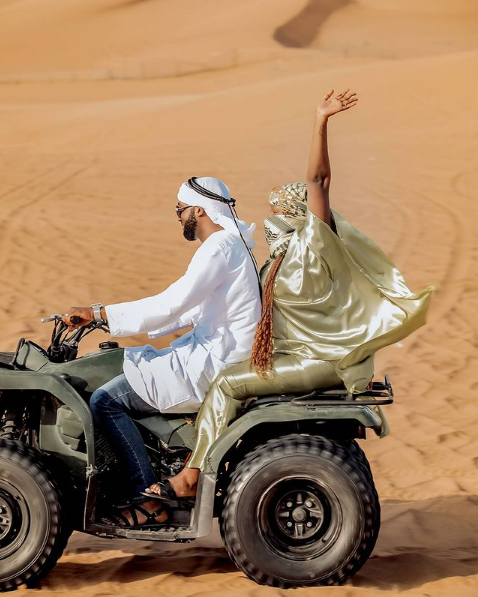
xmin=220 ymin=434 xmax=380 ymax=588
xmin=0 ymin=439 xmax=72 ymax=591
xmin=339 ymin=438 xmax=373 ymax=475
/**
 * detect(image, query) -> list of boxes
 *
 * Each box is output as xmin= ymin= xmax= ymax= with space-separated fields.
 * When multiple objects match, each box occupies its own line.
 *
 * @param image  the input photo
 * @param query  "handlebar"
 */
xmin=39 ymin=314 xmax=109 ymax=363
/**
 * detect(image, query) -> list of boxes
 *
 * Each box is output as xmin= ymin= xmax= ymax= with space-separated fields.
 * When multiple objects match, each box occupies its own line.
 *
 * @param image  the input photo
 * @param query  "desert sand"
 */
xmin=0 ymin=0 xmax=477 ymax=595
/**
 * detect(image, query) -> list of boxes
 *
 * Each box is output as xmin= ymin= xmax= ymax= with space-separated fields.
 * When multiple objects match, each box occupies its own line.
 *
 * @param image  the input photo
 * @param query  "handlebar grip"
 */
xmin=70 ymin=316 xmax=81 ymax=325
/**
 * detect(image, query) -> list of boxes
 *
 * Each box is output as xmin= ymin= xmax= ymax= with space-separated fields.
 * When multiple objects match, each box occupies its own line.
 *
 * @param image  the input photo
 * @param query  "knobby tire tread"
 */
xmin=0 ymin=439 xmax=72 ymax=592
xmin=220 ymin=434 xmax=380 ymax=588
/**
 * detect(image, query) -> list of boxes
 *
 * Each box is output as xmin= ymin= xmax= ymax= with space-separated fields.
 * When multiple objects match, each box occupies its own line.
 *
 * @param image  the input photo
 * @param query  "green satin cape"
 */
xmin=262 ymin=209 xmax=434 ymax=393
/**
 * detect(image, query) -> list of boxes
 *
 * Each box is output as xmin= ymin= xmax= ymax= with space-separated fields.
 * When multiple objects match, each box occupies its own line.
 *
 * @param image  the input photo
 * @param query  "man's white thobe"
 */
xmin=105 ymin=230 xmax=261 ymax=413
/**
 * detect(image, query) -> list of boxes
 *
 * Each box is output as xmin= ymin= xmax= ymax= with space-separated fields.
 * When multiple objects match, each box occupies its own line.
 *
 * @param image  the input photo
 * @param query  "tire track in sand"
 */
xmin=0 ymin=158 xmax=94 ymax=274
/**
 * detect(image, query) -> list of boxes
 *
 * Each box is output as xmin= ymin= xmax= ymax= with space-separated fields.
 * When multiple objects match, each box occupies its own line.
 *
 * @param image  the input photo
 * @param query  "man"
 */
xmin=64 ymin=177 xmax=261 ymax=527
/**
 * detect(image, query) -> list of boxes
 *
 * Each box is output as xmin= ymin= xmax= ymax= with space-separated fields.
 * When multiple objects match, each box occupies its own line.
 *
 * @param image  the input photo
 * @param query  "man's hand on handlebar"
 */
xmin=62 ymin=307 xmax=95 ymax=330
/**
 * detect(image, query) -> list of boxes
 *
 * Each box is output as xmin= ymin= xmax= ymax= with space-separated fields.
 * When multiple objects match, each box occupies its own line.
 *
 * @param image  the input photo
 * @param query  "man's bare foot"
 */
xmin=102 ymin=498 xmax=169 ymax=527
xmin=145 ymin=468 xmax=200 ymax=498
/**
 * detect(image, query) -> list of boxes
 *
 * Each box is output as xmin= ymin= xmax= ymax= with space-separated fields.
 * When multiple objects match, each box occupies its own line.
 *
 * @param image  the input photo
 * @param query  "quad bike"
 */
xmin=0 ymin=316 xmax=392 ymax=590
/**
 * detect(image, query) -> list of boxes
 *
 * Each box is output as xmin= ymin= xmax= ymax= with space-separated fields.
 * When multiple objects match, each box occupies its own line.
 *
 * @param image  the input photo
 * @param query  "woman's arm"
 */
xmin=306 ymin=88 xmax=358 ymax=225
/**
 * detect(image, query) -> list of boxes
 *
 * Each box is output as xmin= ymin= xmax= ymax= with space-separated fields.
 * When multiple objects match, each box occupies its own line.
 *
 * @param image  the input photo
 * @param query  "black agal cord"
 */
xmin=187 ymin=177 xmax=236 ymax=206
xmin=187 ymin=177 xmax=260 ymax=285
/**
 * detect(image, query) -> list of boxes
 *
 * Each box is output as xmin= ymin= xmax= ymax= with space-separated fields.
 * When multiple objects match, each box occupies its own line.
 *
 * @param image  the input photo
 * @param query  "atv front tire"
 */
xmin=220 ymin=434 xmax=380 ymax=588
xmin=0 ymin=439 xmax=72 ymax=591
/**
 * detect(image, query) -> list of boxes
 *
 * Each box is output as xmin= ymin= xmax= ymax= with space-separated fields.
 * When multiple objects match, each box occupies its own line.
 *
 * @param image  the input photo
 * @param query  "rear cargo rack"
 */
xmin=290 ymin=375 xmax=394 ymax=407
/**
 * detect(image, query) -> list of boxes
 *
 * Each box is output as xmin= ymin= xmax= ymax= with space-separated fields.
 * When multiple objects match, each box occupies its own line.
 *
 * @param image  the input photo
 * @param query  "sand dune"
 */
xmin=0 ymin=0 xmax=477 ymax=595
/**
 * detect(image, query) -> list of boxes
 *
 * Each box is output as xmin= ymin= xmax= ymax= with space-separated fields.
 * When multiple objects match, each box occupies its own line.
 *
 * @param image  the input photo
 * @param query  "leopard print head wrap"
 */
xmin=264 ymin=182 xmax=308 ymax=259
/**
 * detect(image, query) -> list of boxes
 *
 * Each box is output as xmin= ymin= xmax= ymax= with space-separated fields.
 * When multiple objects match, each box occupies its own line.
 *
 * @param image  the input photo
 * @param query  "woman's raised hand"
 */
xmin=317 ymin=89 xmax=358 ymax=118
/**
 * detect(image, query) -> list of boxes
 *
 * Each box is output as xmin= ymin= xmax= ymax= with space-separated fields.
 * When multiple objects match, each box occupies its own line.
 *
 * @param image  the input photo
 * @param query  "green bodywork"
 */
xmin=0 ymin=342 xmax=388 ymax=481
xmin=203 ymin=402 xmax=384 ymax=473
xmin=0 ymin=346 xmax=124 ymax=475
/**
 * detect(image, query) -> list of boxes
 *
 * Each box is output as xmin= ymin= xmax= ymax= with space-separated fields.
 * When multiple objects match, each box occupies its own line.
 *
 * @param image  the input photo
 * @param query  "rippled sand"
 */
xmin=1 ymin=1 xmax=477 ymax=595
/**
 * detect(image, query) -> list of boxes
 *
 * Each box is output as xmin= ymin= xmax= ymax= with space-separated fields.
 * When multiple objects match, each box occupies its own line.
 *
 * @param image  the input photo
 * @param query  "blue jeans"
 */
xmin=90 ymin=374 xmax=158 ymax=498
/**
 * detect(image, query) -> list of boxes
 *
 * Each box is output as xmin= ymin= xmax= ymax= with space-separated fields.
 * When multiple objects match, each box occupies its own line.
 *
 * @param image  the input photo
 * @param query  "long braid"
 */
xmin=250 ymin=253 xmax=285 ymax=376
xmin=251 ymin=182 xmax=308 ymax=376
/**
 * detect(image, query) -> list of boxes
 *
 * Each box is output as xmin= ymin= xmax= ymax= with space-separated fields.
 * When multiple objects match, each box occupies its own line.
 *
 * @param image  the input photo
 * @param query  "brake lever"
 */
xmin=41 ymin=314 xmax=63 ymax=323
xmin=40 ymin=314 xmax=81 ymax=325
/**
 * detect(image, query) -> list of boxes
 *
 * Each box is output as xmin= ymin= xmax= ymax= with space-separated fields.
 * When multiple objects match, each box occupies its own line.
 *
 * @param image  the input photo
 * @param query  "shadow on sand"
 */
xmin=353 ymin=494 xmax=478 ymax=590
xmin=40 ymin=495 xmax=478 ymax=591
xmin=273 ymin=0 xmax=351 ymax=48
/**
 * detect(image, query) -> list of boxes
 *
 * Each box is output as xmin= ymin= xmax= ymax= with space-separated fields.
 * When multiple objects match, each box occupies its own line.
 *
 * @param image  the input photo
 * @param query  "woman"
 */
xmin=145 ymin=88 xmax=433 ymax=501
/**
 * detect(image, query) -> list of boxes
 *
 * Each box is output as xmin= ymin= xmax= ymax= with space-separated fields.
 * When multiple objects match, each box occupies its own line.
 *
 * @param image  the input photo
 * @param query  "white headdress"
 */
xmin=177 ymin=177 xmax=256 ymax=249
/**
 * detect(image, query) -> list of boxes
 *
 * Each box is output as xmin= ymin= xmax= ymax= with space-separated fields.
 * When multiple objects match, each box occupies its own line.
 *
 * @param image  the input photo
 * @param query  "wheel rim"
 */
xmin=0 ymin=482 xmax=30 ymax=560
xmin=257 ymin=476 xmax=342 ymax=561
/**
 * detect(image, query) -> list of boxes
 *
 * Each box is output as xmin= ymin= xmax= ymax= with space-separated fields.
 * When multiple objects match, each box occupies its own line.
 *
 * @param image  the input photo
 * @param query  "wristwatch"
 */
xmin=91 ymin=303 xmax=105 ymax=323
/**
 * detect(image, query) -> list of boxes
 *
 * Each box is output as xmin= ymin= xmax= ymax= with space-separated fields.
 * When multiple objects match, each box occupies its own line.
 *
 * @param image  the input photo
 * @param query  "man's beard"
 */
xmin=183 ymin=211 xmax=198 ymax=241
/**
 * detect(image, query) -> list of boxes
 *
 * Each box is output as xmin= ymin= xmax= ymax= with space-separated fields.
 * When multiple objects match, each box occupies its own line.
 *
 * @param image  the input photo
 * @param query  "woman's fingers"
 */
xmin=320 ymin=88 xmax=358 ymax=113
xmin=337 ymin=89 xmax=358 ymax=101
xmin=336 ymin=88 xmax=350 ymax=100
xmin=342 ymin=99 xmax=358 ymax=110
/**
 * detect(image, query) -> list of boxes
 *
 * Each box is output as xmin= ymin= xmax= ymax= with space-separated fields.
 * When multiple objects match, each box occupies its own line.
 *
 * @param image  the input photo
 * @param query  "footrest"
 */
xmin=88 ymin=522 xmax=197 ymax=541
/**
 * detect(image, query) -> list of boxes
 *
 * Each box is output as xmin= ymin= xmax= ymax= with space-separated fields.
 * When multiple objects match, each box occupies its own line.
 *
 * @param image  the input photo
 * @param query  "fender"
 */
xmin=0 ymin=370 xmax=95 ymax=467
xmin=203 ymin=402 xmax=383 ymax=473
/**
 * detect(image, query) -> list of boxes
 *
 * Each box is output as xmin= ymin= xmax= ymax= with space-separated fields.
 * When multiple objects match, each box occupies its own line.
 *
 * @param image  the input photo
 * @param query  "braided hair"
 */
xmin=250 ymin=182 xmax=308 ymax=376
xmin=250 ymin=254 xmax=285 ymax=376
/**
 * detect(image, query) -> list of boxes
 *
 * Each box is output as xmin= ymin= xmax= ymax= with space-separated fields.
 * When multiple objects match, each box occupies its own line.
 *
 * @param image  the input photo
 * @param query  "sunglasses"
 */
xmin=175 ymin=204 xmax=193 ymax=218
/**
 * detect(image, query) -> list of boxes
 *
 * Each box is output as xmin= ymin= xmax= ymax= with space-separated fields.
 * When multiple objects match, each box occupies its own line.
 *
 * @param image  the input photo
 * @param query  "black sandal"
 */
xmin=101 ymin=501 xmax=170 ymax=529
xmin=141 ymin=479 xmax=195 ymax=509
xmin=114 ymin=494 xmax=150 ymax=510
